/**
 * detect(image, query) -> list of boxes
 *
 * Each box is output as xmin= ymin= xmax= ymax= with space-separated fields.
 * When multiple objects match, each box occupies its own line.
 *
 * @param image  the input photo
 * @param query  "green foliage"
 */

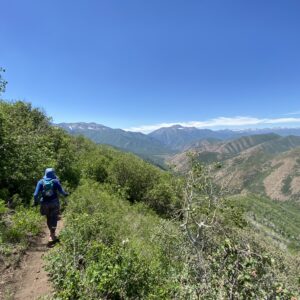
xmin=0 ymin=206 xmax=42 ymax=266
xmin=0 ymin=99 xmax=299 ymax=298
xmin=107 ymin=152 xmax=159 ymax=202
xmin=0 ymin=100 xmax=182 ymax=276
xmin=232 ymin=194 xmax=300 ymax=252
xmin=0 ymin=67 xmax=7 ymax=95
xmin=143 ymin=173 xmax=182 ymax=217
xmin=78 ymin=145 xmax=182 ymax=216
xmin=206 ymin=233 xmax=298 ymax=299
xmin=220 ymin=198 xmax=248 ymax=229
xmin=6 ymin=208 xmax=43 ymax=242
xmin=0 ymin=100 xmax=82 ymax=269
xmin=0 ymin=200 xmax=8 ymax=215
xmin=281 ymin=175 xmax=293 ymax=195
xmin=46 ymin=158 xmax=300 ymax=299
xmin=81 ymin=153 xmax=109 ymax=183
xmin=46 ymin=181 xmax=183 ymax=299
xmin=1 ymin=207 xmax=42 ymax=244
xmin=0 ymin=101 xmax=79 ymax=204
xmin=196 ymin=151 xmax=219 ymax=164
xmin=178 ymin=159 xmax=299 ymax=298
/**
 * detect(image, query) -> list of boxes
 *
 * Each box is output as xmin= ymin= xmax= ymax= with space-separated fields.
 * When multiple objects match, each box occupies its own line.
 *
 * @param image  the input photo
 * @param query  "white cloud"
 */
xmin=124 ymin=116 xmax=300 ymax=134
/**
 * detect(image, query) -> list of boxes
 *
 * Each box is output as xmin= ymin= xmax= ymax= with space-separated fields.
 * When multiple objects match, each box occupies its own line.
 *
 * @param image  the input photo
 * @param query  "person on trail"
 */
xmin=33 ymin=168 xmax=68 ymax=242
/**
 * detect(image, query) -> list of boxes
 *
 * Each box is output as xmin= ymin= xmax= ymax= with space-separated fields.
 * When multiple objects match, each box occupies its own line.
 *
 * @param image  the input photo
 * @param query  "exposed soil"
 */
xmin=0 ymin=220 xmax=63 ymax=300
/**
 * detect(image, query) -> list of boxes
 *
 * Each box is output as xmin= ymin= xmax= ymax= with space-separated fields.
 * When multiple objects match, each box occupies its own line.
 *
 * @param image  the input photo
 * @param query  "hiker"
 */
xmin=33 ymin=168 xmax=68 ymax=242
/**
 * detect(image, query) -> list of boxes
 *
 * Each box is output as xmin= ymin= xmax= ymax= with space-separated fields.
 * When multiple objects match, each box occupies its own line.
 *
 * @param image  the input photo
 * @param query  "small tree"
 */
xmin=0 ymin=68 xmax=7 ymax=95
xmin=179 ymin=155 xmax=226 ymax=297
xmin=179 ymin=154 xmax=298 ymax=299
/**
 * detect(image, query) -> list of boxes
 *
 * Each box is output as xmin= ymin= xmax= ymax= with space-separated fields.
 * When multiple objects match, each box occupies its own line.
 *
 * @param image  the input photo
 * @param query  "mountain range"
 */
xmin=57 ymin=122 xmax=300 ymax=153
xmin=169 ymin=133 xmax=300 ymax=201
xmin=57 ymin=122 xmax=174 ymax=166
xmin=57 ymin=123 xmax=300 ymax=195
xmin=149 ymin=125 xmax=300 ymax=151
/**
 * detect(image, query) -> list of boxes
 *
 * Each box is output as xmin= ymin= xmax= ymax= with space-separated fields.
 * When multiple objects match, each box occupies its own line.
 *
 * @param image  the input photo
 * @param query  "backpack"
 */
xmin=42 ymin=179 xmax=55 ymax=197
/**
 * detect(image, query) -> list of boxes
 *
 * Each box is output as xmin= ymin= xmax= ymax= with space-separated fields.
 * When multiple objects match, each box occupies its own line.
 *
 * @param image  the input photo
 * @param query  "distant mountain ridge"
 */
xmin=148 ymin=125 xmax=237 ymax=150
xmin=149 ymin=125 xmax=300 ymax=151
xmin=57 ymin=122 xmax=174 ymax=166
xmin=56 ymin=122 xmax=300 ymax=170
xmin=59 ymin=122 xmax=109 ymax=131
xmin=168 ymin=133 xmax=300 ymax=201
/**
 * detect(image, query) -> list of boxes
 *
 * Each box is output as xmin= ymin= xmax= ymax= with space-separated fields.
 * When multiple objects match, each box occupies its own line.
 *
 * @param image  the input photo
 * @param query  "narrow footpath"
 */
xmin=11 ymin=220 xmax=63 ymax=300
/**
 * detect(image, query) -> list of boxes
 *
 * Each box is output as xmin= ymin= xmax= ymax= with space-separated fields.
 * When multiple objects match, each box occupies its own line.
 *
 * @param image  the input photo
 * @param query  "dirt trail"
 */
xmin=11 ymin=220 xmax=64 ymax=300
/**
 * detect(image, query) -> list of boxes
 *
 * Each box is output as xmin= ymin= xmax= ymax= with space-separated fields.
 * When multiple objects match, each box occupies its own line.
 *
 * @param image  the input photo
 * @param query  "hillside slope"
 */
xmin=1 ymin=101 xmax=299 ymax=299
xmin=149 ymin=125 xmax=237 ymax=150
xmin=169 ymin=134 xmax=282 ymax=168
xmin=230 ymin=195 xmax=300 ymax=252
xmin=57 ymin=122 xmax=174 ymax=166
xmin=149 ymin=125 xmax=300 ymax=151
xmin=169 ymin=134 xmax=300 ymax=201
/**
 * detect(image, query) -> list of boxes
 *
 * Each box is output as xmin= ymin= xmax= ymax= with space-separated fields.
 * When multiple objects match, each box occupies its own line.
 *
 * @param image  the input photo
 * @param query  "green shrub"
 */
xmin=46 ymin=181 xmax=183 ymax=299
xmin=0 ymin=200 xmax=8 ymax=214
xmin=107 ymin=153 xmax=159 ymax=202
xmin=1 ymin=99 xmax=298 ymax=299
xmin=4 ymin=207 xmax=42 ymax=243
xmin=0 ymin=101 xmax=81 ymax=204
xmin=143 ymin=173 xmax=182 ymax=217
xmin=81 ymin=152 xmax=110 ymax=183
xmin=0 ymin=206 xmax=43 ymax=266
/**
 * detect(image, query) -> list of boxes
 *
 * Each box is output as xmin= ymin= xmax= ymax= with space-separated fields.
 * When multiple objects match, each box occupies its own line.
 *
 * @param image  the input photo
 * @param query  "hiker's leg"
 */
xmin=40 ymin=204 xmax=51 ymax=231
xmin=49 ymin=214 xmax=57 ymax=234
xmin=49 ymin=204 xmax=59 ymax=238
xmin=46 ymin=215 xmax=52 ymax=232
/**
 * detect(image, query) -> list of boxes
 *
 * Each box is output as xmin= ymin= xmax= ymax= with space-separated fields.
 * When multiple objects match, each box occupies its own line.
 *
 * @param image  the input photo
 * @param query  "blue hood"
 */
xmin=43 ymin=168 xmax=57 ymax=180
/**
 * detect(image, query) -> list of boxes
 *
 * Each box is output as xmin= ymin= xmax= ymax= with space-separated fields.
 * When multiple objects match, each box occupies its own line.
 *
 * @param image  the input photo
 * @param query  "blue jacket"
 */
xmin=34 ymin=168 xmax=68 ymax=204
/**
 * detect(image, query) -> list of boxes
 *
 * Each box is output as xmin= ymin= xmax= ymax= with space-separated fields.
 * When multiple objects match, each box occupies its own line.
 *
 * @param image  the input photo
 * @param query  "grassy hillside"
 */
xmin=230 ymin=195 xmax=300 ymax=253
xmin=1 ymin=101 xmax=299 ymax=299
xmin=46 ymin=181 xmax=184 ymax=299
xmin=0 ymin=101 xmax=182 ymax=270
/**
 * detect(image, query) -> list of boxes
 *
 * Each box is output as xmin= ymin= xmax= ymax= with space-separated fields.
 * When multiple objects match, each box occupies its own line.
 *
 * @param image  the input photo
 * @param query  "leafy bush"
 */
xmin=107 ymin=152 xmax=159 ymax=202
xmin=80 ymin=150 xmax=110 ymax=183
xmin=0 ymin=206 xmax=43 ymax=268
xmin=46 ymin=181 xmax=183 ymax=299
xmin=0 ymin=200 xmax=8 ymax=215
xmin=178 ymin=160 xmax=300 ymax=298
xmin=143 ymin=173 xmax=182 ymax=217
xmin=1 ymin=207 xmax=42 ymax=244
xmin=0 ymin=99 xmax=299 ymax=299
xmin=0 ymin=101 xmax=80 ymax=204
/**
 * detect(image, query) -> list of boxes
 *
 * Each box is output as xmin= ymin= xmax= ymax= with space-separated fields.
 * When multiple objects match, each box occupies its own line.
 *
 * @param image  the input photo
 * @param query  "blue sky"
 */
xmin=1 ymin=0 xmax=300 ymax=133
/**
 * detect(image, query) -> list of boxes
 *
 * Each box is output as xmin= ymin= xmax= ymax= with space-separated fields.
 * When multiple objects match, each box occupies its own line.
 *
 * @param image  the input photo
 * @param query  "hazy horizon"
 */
xmin=57 ymin=119 xmax=300 ymax=135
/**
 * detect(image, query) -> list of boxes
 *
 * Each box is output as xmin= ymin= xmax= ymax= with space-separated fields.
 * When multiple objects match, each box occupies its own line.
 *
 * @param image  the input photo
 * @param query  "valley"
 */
xmin=58 ymin=122 xmax=300 ymax=255
xmin=58 ymin=122 xmax=300 ymax=202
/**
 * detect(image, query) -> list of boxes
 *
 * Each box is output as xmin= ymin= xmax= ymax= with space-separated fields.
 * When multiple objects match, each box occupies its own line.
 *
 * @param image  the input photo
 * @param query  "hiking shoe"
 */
xmin=49 ymin=235 xmax=57 ymax=242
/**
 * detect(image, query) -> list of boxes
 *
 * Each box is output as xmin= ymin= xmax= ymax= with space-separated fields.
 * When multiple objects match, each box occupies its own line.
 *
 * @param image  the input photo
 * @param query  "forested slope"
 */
xmin=0 ymin=101 xmax=299 ymax=299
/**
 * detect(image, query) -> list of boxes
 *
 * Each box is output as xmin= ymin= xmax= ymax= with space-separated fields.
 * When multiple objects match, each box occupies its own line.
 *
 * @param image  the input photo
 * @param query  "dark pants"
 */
xmin=40 ymin=202 xmax=60 ymax=233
